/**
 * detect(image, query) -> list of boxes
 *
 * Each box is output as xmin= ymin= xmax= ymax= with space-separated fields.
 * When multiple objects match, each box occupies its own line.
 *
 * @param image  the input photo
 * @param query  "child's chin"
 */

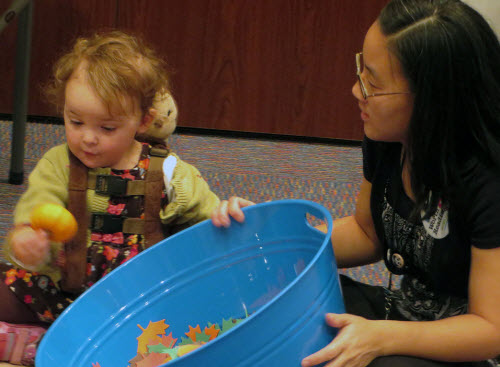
xmin=79 ymin=156 xmax=103 ymax=169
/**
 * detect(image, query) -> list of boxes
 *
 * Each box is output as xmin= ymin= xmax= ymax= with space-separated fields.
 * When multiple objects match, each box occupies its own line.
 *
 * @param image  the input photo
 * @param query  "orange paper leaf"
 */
xmin=184 ymin=325 xmax=201 ymax=342
xmin=135 ymin=352 xmax=170 ymax=367
xmin=160 ymin=332 xmax=178 ymax=348
xmin=137 ymin=320 xmax=169 ymax=354
xmin=146 ymin=332 xmax=178 ymax=350
xmin=128 ymin=353 xmax=145 ymax=367
xmin=204 ymin=324 xmax=220 ymax=341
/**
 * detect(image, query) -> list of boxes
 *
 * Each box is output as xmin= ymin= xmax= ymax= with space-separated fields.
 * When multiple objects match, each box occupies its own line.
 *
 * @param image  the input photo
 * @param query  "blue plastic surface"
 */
xmin=36 ymin=199 xmax=345 ymax=367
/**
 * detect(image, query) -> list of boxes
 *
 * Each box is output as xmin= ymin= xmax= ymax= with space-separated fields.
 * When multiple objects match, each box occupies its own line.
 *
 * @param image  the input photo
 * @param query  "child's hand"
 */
xmin=211 ymin=196 xmax=255 ymax=228
xmin=9 ymin=226 xmax=51 ymax=268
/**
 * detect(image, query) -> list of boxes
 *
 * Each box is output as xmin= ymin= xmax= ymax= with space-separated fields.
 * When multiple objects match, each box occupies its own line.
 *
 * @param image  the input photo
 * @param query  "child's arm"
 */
xmin=5 ymin=144 xmax=70 ymax=271
xmin=160 ymin=153 xmax=220 ymax=229
xmin=13 ymin=146 xmax=70 ymax=224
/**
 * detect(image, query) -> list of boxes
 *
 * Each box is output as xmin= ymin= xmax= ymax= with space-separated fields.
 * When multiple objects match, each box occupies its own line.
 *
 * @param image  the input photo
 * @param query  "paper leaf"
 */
xmin=160 ymin=332 xmax=178 ymax=349
xmin=207 ymin=322 xmax=221 ymax=331
xmin=184 ymin=325 xmax=201 ymax=342
xmin=177 ymin=344 xmax=202 ymax=357
xmin=140 ymin=336 xmax=162 ymax=355
xmin=146 ymin=332 xmax=178 ymax=354
xmin=220 ymin=318 xmax=232 ymax=334
xmin=137 ymin=320 xmax=169 ymax=354
xmin=128 ymin=353 xmax=145 ymax=367
xmin=178 ymin=336 xmax=194 ymax=346
xmin=157 ymin=347 xmax=178 ymax=361
xmin=135 ymin=352 xmax=170 ymax=367
xmin=194 ymin=331 xmax=210 ymax=343
xmin=220 ymin=318 xmax=242 ymax=334
xmin=148 ymin=344 xmax=170 ymax=354
xmin=204 ymin=324 xmax=220 ymax=341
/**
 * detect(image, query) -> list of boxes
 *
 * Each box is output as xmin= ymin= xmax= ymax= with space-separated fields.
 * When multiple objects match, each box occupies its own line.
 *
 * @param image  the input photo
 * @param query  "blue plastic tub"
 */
xmin=36 ymin=199 xmax=345 ymax=367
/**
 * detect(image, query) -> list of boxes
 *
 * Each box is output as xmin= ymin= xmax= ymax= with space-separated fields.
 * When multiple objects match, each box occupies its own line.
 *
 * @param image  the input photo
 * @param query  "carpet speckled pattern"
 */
xmin=0 ymin=120 xmax=389 ymax=286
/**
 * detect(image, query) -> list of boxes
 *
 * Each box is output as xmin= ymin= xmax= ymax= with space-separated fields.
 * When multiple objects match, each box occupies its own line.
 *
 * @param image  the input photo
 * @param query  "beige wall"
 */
xmin=463 ymin=0 xmax=500 ymax=37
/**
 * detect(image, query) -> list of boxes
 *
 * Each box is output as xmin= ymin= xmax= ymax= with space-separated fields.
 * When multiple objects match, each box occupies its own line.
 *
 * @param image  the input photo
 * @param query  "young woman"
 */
xmin=212 ymin=1 xmax=500 ymax=366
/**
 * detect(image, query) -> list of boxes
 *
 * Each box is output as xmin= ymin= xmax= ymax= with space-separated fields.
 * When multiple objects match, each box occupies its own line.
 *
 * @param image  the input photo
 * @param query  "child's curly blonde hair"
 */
xmin=45 ymin=30 xmax=170 ymax=117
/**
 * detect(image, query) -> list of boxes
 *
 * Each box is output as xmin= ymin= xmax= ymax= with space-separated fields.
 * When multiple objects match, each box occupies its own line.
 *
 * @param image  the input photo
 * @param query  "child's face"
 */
xmin=63 ymin=63 xmax=150 ymax=169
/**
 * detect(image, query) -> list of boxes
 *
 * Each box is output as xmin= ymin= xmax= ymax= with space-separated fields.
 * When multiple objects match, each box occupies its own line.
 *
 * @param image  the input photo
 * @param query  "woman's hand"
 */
xmin=302 ymin=313 xmax=385 ymax=367
xmin=211 ymin=196 xmax=255 ymax=227
xmin=9 ymin=226 xmax=51 ymax=268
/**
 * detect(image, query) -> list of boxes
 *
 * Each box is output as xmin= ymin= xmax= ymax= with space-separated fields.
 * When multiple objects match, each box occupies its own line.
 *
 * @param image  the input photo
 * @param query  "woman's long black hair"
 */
xmin=379 ymin=0 xmax=500 ymax=218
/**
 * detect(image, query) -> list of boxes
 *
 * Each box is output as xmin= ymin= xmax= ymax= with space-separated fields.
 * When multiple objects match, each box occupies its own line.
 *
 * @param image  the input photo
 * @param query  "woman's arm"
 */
xmin=212 ymin=178 xmax=383 ymax=268
xmin=330 ymin=178 xmax=383 ymax=268
xmin=303 ymin=246 xmax=500 ymax=367
xmin=380 ymin=245 xmax=500 ymax=361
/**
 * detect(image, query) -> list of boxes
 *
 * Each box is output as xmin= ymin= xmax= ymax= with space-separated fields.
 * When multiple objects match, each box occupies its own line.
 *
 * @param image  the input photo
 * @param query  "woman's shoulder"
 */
xmin=460 ymin=159 xmax=500 ymax=196
xmin=455 ymin=160 xmax=500 ymax=248
xmin=457 ymin=160 xmax=500 ymax=216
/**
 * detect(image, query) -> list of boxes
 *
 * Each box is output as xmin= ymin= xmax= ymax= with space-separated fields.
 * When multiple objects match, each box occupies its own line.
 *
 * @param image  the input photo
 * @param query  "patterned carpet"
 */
xmin=0 ymin=120 xmax=389 ymax=286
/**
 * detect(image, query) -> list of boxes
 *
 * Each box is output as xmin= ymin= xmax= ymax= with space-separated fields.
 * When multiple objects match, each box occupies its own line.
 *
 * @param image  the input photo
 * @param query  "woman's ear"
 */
xmin=138 ymin=108 xmax=157 ymax=133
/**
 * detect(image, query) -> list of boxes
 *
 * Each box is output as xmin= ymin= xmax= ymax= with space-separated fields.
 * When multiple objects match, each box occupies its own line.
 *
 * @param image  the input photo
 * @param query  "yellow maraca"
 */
xmin=30 ymin=203 xmax=78 ymax=242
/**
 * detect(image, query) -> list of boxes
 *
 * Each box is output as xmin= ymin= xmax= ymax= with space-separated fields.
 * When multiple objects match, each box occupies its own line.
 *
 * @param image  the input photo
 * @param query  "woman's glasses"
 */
xmin=356 ymin=52 xmax=411 ymax=99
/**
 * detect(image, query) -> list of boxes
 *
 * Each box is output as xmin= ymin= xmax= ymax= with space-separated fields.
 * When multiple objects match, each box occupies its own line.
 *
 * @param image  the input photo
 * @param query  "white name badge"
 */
xmin=421 ymin=199 xmax=449 ymax=239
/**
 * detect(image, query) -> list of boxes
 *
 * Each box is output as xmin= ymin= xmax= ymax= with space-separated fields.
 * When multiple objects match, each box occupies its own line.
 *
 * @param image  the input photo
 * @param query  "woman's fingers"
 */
xmin=302 ymin=339 xmax=342 ymax=367
xmin=326 ymin=313 xmax=355 ymax=329
xmin=301 ymin=314 xmax=363 ymax=367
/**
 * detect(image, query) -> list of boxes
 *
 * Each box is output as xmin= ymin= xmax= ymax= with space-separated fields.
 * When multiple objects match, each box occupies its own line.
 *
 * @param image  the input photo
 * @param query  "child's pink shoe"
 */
xmin=0 ymin=322 xmax=47 ymax=366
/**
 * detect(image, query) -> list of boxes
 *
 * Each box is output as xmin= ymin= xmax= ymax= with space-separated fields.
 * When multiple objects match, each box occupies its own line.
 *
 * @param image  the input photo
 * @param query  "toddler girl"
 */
xmin=0 ymin=30 xmax=220 ymax=365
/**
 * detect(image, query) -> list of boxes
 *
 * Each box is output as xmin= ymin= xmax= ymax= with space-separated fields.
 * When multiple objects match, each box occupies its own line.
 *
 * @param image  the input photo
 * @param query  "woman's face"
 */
xmin=352 ymin=21 xmax=414 ymax=145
